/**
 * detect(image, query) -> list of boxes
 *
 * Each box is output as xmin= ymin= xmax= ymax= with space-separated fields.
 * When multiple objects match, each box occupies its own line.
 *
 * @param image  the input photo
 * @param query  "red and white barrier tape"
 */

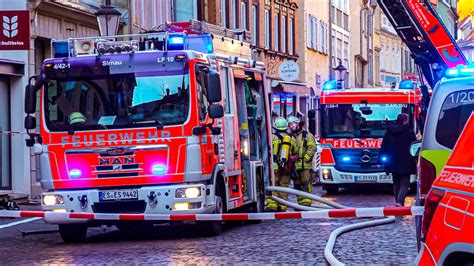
xmin=0 ymin=206 xmax=424 ymax=222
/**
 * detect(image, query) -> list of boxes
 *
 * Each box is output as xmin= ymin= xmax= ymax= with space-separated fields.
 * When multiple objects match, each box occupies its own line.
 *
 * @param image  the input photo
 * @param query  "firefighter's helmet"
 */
xmin=287 ymin=116 xmax=299 ymax=124
xmin=274 ymin=117 xmax=288 ymax=131
xmin=68 ymin=112 xmax=86 ymax=125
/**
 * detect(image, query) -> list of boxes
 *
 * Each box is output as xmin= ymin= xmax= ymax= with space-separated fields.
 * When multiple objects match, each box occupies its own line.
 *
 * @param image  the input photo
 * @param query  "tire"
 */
xmin=200 ymin=195 xmax=223 ymax=236
xmin=58 ymin=224 xmax=87 ymax=243
xmin=323 ymin=185 xmax=339 ymax=194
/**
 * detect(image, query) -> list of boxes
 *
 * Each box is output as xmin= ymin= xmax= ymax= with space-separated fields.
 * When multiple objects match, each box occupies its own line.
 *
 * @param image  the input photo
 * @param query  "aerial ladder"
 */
xmin=377 ymin=0 xmax=469 ymax=89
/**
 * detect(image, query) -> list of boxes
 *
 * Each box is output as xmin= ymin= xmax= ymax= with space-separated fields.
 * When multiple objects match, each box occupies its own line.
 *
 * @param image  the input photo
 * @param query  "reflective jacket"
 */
xmin=292 ymin=129 xmax=317 ymax=170
xmin=272 ymin=131 xmax=297 ymax=170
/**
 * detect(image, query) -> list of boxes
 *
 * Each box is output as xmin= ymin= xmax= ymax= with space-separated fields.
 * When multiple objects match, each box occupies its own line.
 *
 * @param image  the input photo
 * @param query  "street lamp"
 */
xmin=334 ymin=59 xmax=347 ymax=89
xmin=96 ymin=5 xmax=121 ymax=36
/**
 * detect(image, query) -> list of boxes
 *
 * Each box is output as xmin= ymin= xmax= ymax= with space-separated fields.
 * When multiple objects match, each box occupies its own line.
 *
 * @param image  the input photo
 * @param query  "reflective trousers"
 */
xmin=293 ymin=169 xmax=313 ymax=206
xmin=265 ymin=170 xmax=290 ymax=211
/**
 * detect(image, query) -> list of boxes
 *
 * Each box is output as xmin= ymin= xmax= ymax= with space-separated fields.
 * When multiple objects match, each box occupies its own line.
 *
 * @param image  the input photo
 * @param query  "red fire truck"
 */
xmin=314 ymin=83 xmax=422 ymax=193
xmin=23 ymin=23 xmax=272 ymax=242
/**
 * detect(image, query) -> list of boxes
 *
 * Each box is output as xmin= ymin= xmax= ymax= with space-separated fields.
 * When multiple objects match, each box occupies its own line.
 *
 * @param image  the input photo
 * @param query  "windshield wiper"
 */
xmin=132 ymin=119 xmax=164 ymax=130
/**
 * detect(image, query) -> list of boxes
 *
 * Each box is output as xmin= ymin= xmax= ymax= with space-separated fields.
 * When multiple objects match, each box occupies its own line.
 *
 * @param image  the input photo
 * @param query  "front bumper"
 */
xmin=319 ymin=166 xmax=416 ymax=185
xmin=41 ymin=184 xmax=216 ymax=224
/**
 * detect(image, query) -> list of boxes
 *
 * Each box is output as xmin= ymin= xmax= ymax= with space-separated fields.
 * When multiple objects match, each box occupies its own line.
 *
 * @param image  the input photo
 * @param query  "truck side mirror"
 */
xmin=25 ymin=84 xmax=37 ymax=114
xmin=209 ymin=104 xmax=224 ymax=118
xmin=308 ymin=109 xmax=316 ymax=136
xmin=24 ymin=115 xmax=36 ymax=130
xmin=207 ymin=71 xmax=222 ymax=103
xmin=410 ymin=140 xmax=422 ymax=157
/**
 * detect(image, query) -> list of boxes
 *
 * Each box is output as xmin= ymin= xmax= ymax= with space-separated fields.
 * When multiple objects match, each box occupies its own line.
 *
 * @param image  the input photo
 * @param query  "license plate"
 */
xmin=99 ymin=189 xmax=138 ymax=201
xmin=354 ymin=175 xmax=377 ymax=182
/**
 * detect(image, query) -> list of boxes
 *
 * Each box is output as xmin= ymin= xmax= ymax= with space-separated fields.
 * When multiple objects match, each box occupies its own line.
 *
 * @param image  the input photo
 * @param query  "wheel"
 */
xmin=200 ymin=195 xmax=223 ymax=236
xmin=58 ymin=224 xmax=87 ymax=243
xmin=323 ymin=185 xmax=339 ymax=194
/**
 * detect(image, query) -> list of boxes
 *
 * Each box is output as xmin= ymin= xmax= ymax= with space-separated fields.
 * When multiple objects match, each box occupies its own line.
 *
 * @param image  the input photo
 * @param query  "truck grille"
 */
xmin=332 ymin=148 xmax=384 ymax=173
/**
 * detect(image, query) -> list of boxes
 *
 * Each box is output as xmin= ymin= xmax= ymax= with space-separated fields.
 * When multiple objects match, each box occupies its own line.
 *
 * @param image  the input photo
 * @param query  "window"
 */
xmin=231 ymin=0 xmax=237 ymax=28
xmin=436 ymin=89 xmax=474 ymax=149
xmin=312 ymin=16 xmax=317 ymax=50
xmin=221 ymin=0 xmax=227 ymax=27
xmin=391 ymin=47 xmax=395 ymax=72
xmin=265 ymin=10 xmax=270 ymax=49
xmin=196 ymin=65 xmax=210 ymax=121
xmin=241 ymin=2 xmax=247 ymax=30
xmin=289 ymin=17 xmax=294 ymax=55
xmin=140 ymin=0 xmax=146 ymax=28
xmin=274 ymin=13 xmax=279 ymax=51
xmin=282 ymin=16 xmax=287 ymax=53
xmin=381 ymin=45 xmax=385 ymax=70
xmin=174 ymin=0 xmax=197 ymax=22
xmin=252 ymin=5 xmax=258 ymax=45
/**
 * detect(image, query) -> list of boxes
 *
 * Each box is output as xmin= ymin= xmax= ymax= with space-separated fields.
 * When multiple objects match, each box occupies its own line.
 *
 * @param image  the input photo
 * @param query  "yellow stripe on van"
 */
xmin=420 ymin=150 xmax=452 ymax=176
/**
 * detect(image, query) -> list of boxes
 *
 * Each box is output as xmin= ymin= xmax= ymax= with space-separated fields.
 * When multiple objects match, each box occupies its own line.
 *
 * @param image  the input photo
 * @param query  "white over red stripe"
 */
xmin=0 ymin=206 xmax=424 ymax=222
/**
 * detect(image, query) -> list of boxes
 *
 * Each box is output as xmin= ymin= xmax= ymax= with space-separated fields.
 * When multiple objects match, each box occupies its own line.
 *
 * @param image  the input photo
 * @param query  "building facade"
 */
xmin=330 ymin=0 xmax=350 ymax=86
xmin=379 ymin=12 xmax=402 ymax=88
xmin=298 ymin=0 xmax=329 ymax=110
xmin=0 ymin=0 xmax=30 ymax=198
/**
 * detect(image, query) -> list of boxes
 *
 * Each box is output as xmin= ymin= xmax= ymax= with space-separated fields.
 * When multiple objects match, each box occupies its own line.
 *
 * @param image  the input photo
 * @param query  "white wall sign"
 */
xmin=278 ymin=60 xmax=300 ymax=82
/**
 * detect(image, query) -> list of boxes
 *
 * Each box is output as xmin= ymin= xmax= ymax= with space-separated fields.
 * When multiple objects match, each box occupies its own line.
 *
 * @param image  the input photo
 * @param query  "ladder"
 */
xmin=377 ymin=0 xmax=468 ymax=87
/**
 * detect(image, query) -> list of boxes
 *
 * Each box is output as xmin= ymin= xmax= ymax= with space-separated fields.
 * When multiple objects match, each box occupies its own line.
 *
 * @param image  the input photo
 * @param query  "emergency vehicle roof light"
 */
xmin=399 ymin=79 xmax=415 ymax=90
xmin=323 ymin=80 xmax=338 ymax=90
xmin=445 ymin=65 xmax=474 ymax=78
xmin=52 ymin=40 xmax=70 ymax=58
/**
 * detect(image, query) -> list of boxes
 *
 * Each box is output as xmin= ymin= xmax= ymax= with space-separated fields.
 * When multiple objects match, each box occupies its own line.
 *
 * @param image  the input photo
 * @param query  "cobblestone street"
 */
xmin=0 ymin=186 xmax=418 ymax=264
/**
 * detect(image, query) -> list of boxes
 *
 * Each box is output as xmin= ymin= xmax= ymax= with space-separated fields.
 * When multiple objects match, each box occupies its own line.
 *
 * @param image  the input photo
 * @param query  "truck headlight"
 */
xmin=322 ymin=168 xmax=333 ymax=180
xmin=175 ymin=187 xmax=201 ymax=198
xmin=42 ymin=195 xmax=64 ymax=206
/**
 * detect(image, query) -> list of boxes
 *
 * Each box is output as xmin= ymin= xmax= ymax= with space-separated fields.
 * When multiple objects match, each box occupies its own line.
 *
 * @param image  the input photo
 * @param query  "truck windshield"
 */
xmin=321 ymin=103 xmax=412 ymax=138
xmin=44 ymin=71 xmax=190 ymax=131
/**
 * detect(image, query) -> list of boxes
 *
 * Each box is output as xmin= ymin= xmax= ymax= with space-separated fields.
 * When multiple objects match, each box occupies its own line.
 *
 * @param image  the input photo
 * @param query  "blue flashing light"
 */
xmin=381 ymin=156 xmax=388 ymax=162
xmin=69 ymin=169 xmax=82 ymax=178
xmin=445 ymin=65 xmax=474 ymax=78
xmin=323 ymin=80 xmax=338 ymax=90
xmin=152 ymin=164 xmax=167 ymax=175
xmin=168 ymin=36 xmax=185 ymax=45
xmin=446 ymin=68 xmax=459 ymax=77
xmin=53 ymin=41 xmax=69 ymax=58
xmin=399 ymin=79 xmax=415 ymax=90
xmin=342 ymin=156 xmax=351 ymax=162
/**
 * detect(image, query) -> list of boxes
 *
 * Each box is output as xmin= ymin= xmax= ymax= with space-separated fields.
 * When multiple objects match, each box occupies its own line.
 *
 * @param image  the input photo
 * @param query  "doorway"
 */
xmin=0 ymin=76 xmax=11 ymax=190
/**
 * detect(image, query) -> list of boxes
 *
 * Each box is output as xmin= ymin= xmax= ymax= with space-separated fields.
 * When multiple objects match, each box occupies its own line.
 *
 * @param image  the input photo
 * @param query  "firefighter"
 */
xmin=288 ymin=116 xmax=317 ymax=207
xmin=265 ymin=117 xmax=297 ymax=212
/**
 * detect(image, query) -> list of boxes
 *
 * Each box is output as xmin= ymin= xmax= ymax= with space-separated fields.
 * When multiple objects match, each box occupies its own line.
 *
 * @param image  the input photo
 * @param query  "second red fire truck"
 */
xmin=313 ymin=82 xmax=422 ymax=193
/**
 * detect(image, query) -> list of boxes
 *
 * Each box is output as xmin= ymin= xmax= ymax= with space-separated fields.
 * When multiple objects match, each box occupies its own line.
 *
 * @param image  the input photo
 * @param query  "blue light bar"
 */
xmin=399 ymin=80 xmax=415 ymax=90
xmin=168 ymin=36 xmax=184 ymax=45
xmin=445 ymin=65 xmax=474 ymax=78
xmin=323 ymin=80 xmax=338 ymax=90
xmin=342 ymin=156 xmax=351 ymax=162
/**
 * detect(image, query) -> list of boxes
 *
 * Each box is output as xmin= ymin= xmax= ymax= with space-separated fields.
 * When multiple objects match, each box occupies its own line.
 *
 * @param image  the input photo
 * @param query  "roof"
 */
xmin=320 ymin=88 xmax=422 ymax=104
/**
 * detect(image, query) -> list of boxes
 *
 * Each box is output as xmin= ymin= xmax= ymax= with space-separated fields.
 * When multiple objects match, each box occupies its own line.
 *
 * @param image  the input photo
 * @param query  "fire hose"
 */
xmin=265 ymin=186 xmax=398 ymax=266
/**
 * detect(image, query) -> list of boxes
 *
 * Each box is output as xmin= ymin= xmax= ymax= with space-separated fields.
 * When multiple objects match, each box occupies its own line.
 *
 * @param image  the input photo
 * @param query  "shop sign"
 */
xmin=278 ymin=60 xmax=300 ymax=82
xmin=0 ymin=11 xmax=30 ymax=50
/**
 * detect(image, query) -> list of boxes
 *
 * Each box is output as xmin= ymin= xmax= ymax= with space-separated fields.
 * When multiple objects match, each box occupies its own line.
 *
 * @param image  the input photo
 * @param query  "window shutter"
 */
xmin=306 ymin=13 xmax=312 ymax=49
